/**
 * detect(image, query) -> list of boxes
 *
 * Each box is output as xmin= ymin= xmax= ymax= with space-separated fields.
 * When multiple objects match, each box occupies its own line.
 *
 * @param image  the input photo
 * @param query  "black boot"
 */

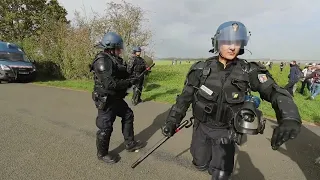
xmin=125 ymin=140 xmax=146 ymax=152
xmin=192 ymin=160 xmax=208 ymax=171
xmin=132 ymin=91 xmax=138 ymax=106
xmin=96 ymin=130 xmax=120 ymax=164
xmin=136 ymin=87 xmax=143 ymax=104
xmin=209 ymin=169 xmax=231 ymax=180
xmin=136 ymin=93 xmax=143 ymax=104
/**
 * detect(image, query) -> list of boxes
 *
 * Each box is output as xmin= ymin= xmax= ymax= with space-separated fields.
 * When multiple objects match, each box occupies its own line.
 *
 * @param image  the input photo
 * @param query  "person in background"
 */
xmin=284 ymin=60 xmax=301 ymax=96
xmin=300 ymin=63 xmax=313 ymax=95
xmin=127 ymin=46 xmax=147 ymax=106
xmin=280 ymin=62 xmax=284 ymax=72
xmin=269 ymin=62 xmax=273 ymax=70
xmin=305 ymin=65 xmax=320 ymax=100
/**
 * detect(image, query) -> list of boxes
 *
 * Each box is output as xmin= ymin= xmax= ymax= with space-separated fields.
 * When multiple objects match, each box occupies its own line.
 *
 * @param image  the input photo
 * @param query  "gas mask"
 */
xmin=233 ymin=95 xmax=266 ymax=135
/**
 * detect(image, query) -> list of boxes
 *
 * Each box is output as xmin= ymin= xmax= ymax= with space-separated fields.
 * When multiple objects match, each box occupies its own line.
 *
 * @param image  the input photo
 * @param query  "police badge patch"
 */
xmin=258 ymin=74 xmax=268 ymax=83
xmin=232 ymin=23 xmax=239 ymax=32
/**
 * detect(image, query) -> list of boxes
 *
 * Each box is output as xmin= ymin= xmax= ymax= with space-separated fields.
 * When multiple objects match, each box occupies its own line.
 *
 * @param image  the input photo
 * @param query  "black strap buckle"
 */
xmin=204 ymin=104 xmax=213 ymax=114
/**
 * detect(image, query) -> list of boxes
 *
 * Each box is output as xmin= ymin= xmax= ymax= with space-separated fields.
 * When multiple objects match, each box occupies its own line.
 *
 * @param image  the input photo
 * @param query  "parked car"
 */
xmin=0 ymin=41 xmax=37 ymax=83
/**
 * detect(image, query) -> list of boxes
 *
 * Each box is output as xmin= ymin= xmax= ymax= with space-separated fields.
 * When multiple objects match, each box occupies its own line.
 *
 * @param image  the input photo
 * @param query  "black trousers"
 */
xmin=190 ymin=122 xmax=235 ymax=177
xmin=96 ymin=98 xmax=135 ymax=144
xmin=300 ymin=79 xmax=312 ymax=94
xmin=284 ymin=81 xmax=297 ymax=96
xmin=132 ymin=75 xmax=145 ymax=103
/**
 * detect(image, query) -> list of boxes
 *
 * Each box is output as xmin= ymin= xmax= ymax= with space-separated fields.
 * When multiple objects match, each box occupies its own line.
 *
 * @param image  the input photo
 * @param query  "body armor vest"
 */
xmin=133 ymin=56 xmax=146 ymax=75
xmin=91 ymin=52 xmax=130 ymax=98
xmin=192 ymin=59 xmax=250 ymax=128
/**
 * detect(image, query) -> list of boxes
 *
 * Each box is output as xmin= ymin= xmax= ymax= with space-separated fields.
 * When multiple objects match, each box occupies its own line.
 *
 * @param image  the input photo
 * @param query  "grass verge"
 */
xmin=34 ymin=61 xmax=320 ymax=124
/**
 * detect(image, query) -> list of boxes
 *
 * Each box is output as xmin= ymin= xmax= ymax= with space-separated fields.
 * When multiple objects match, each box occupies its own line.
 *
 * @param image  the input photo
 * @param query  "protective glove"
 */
xmin=161 ymin=121 xmax=177 ymax=137
xmin=271 ymin=120 xmax=301 ymax=150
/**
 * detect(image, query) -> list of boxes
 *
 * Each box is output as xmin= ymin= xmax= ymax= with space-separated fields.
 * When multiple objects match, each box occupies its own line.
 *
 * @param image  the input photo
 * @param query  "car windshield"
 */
xmin=0 ymin=52 xmax=30 ymax=62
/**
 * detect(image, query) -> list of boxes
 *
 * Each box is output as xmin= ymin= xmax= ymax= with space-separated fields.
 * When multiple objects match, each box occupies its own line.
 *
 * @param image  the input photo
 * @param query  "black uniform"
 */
xmin=164 ymin=56 xmax=301 ymax=179
xmin=91 ymin=51 xmax=143 ymax=164
xmin=127 ymin=55 xmax=147 ymax=105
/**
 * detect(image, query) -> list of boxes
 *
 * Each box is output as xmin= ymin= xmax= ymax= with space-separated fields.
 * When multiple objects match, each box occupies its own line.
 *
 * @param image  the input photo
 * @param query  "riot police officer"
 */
xmin=127 ymin=46 xmax=147 ymax=105
xmin=161 ymin=21 xmax=301 ymax=180
xmin=90 ymin=32 xmax=145 ymax=164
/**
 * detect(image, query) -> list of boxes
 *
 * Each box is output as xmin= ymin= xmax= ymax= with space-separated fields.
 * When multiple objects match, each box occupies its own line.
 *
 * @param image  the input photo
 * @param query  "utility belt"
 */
xmin=92 ymin=91 xmax=107 ymax=110
xmin=193 ymin=118 xmax=243 ymax=145
xmin=92 ymin=89 xmax=127 ymax=110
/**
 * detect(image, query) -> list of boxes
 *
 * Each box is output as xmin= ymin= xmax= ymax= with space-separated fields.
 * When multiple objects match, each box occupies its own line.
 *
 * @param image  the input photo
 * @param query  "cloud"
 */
xmin=58 ymin=0 xmax=320 ymax=60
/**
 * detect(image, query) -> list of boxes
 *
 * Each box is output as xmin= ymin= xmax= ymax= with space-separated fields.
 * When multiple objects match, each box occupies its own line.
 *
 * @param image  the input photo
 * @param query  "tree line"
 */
xmin=0 ymin=0 xmax=154 ymax=79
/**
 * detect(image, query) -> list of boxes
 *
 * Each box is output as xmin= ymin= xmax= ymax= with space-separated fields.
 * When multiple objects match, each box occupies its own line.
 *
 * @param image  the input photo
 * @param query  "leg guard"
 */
xmin=96 ymin=129 xmax=111 ymax=157
xmin=206 ymin=128 xmax=235 ymax=178
xmin=190 ymin=123 xmax=211 ymax=171
xmin=96 ymin=129 xmax=120 ymax=164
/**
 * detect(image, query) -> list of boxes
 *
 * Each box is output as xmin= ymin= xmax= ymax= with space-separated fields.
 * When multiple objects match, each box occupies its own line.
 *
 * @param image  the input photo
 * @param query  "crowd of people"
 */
xmin=260 ymin=61 xmax=320 ymax=99
xmin=299 ymin=62 xmax=320 ymax=99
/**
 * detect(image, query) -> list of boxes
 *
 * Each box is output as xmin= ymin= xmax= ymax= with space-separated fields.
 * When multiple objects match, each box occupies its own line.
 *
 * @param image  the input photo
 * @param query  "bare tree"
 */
xmin=71 ymin=0 xmax=153 ymax=60
xmin=21 ymin=0 xmax=154 ymax=79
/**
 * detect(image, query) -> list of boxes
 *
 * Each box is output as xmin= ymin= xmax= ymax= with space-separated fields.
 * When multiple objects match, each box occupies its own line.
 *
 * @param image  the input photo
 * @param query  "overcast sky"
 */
xmin=57 ymin=0 xmax=319 ymax=60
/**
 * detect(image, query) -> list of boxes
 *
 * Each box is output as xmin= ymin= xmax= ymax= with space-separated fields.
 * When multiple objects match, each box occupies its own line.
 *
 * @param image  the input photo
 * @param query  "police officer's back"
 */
xmin=127 ymin=46 xmax=147 ymax=105
xmin=90 ymin=32 xmax=145 ymax=164
xmin=161 ymin=21 xmax=301 ymax=179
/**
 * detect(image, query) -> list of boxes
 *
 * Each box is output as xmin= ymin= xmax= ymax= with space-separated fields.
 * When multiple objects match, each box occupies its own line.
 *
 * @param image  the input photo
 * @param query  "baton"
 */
xmin=131 ymin=117 xmax=194 ymax=169
xmin=138 ymin=63 xmax=155 ymax=78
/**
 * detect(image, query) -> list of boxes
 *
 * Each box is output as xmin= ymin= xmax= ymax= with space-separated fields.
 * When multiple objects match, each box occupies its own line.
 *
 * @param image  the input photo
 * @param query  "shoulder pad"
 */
xmin=95 ymin=52 xmax=105 ymax=60
xmin=190 ymin=61 xmax=206 ymax=70
xmin=94 ymin=58 xmax=107 ymax=72
xmin=92 ymin=53 xmax=113 ymax=72
xmin=91 ymin=53 xmax=105 ymax=66
xmin=184 ymin=61 xmax=205 ymax=77
xmin=90 ymin=53 xmax=103 ymax=72
xmin=248 ymin=61 xmax=267 ymax=72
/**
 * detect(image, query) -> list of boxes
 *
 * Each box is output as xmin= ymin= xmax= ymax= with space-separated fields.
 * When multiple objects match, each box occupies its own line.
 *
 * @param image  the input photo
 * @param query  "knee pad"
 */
xmin=209 ymin=169 xmax=231 ymax=180
xmin=96 ymin=114 xmax=115 ymax=130
xmin=96 ymin=129 xmax=112 ymax=140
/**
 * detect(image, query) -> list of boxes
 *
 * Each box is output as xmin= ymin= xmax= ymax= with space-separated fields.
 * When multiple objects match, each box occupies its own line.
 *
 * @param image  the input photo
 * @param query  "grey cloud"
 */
xmin=59 ymin=0 xmax=320 ymax=60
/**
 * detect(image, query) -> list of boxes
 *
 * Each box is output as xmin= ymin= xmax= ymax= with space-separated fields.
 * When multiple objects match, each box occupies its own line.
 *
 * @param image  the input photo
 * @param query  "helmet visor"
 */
xmin=216 ymin=24 xmax=250 ymax=48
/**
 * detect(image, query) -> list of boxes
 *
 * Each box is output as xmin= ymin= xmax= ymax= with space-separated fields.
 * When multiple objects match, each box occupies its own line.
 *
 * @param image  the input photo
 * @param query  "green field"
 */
xmin=34 ymin=60 xmax=320 ymax=124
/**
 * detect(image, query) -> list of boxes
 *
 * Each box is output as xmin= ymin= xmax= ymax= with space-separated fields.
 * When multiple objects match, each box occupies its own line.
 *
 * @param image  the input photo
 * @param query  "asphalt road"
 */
xmin=0 ymin=83 xmax=320 ymax=180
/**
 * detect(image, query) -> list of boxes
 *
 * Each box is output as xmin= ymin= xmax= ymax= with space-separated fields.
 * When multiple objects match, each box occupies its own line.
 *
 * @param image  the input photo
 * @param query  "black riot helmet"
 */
xmin=95 ymin=32 xmax=124 ymax=50
xmin=209 ymin=21 xmax=251 ymax=56
xmin=132 ymin=46 xmax=141 ymax=54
